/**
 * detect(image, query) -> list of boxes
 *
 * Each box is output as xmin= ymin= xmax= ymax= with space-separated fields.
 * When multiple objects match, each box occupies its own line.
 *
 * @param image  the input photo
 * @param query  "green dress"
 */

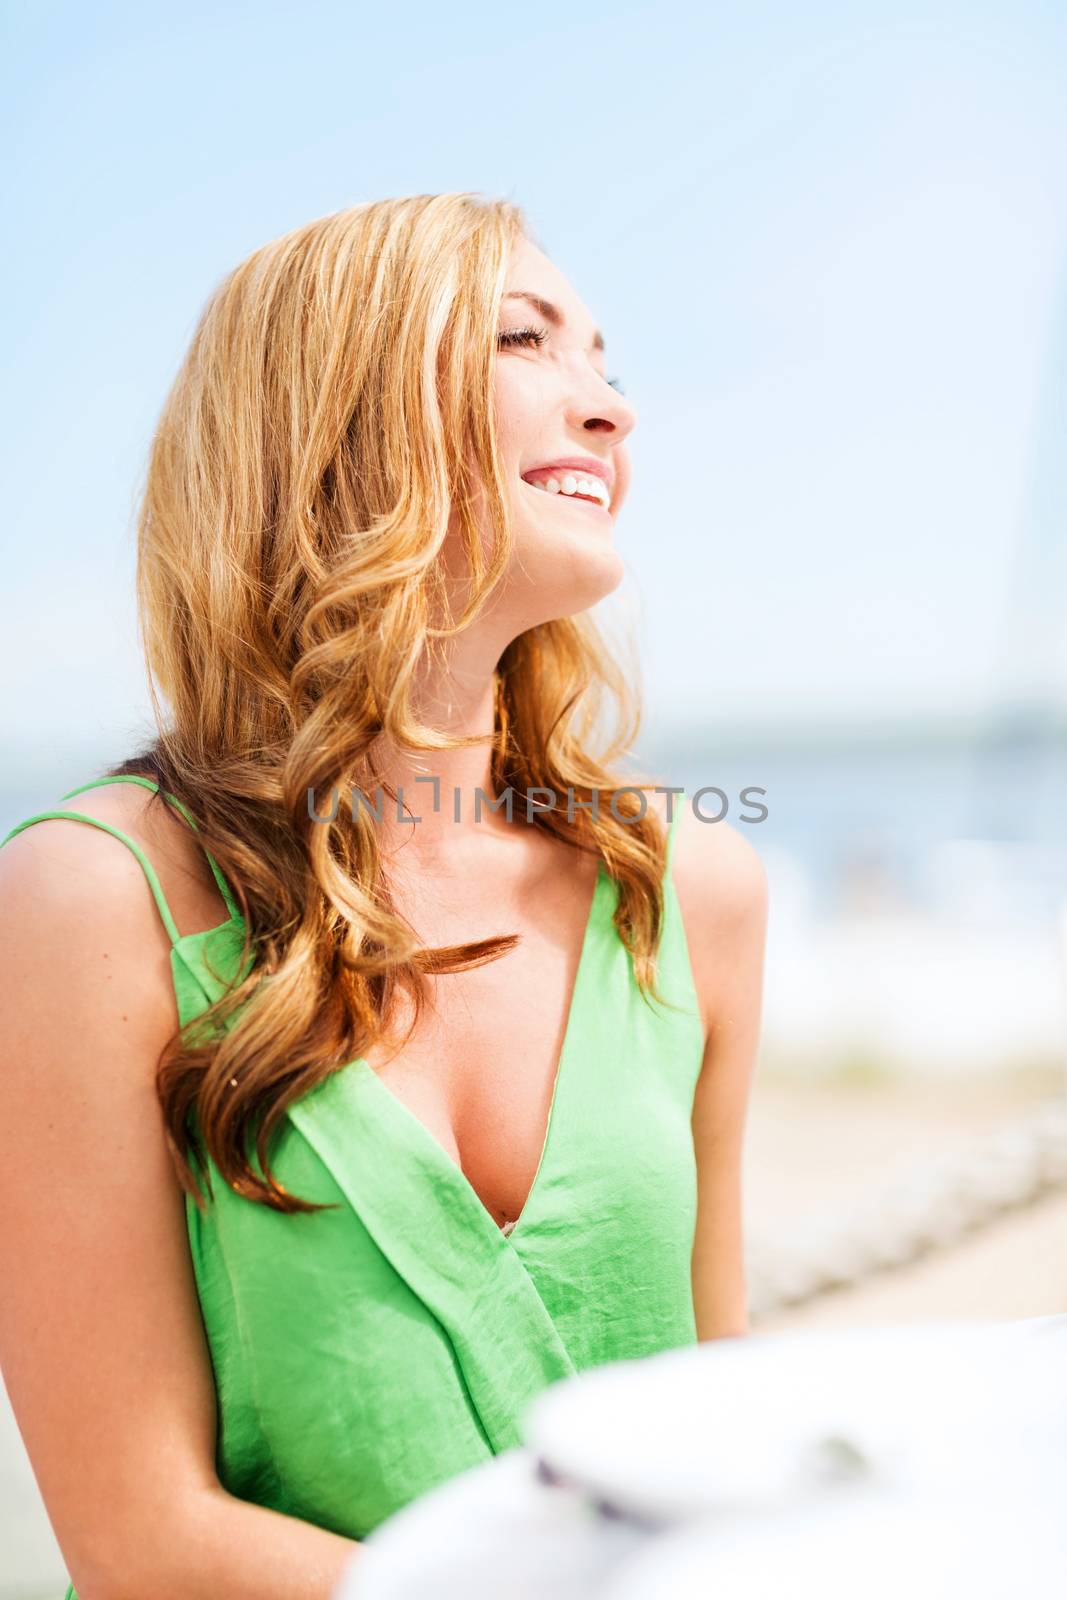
xmin=2 ymin=775 xmax=706 ymax=1600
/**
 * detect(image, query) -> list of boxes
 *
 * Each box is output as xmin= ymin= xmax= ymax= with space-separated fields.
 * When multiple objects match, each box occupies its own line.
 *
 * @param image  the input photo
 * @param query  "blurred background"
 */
xmin=2 ymin=1 xmax=1066 ymax=1594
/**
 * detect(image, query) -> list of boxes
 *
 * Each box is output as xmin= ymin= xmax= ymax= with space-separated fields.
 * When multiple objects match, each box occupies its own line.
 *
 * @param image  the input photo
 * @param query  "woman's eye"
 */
xmin=497 ymin=325 xmax=548 ymax=350
xmin=497 ymin=327 xmax=625 ymax=395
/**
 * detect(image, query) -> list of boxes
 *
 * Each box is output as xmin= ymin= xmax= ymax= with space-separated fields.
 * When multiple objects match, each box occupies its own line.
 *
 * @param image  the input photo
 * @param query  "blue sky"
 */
xmin=3 ymin=0 xmax=1065 ymax=761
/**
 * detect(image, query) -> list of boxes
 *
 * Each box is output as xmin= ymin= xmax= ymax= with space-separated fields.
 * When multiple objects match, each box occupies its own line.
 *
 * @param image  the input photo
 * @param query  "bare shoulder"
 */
xmin=670 ymin=799 xmax=769 ymax=925
xmin=0 ymin=776 xmax=230 ymax=947
xmin=0 ymin=781 xmax=184 ymax=1062
xmin=666 ymin=797 xmax=769 ymax=1036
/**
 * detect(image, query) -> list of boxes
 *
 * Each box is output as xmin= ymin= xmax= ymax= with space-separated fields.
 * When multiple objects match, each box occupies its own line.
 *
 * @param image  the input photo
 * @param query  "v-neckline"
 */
xmin=352 ymin=856 xmax=610 ymax=1246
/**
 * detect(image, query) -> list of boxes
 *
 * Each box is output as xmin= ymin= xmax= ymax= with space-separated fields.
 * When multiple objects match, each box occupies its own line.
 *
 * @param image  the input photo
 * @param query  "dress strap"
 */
xmin=1 ymin=806 xmax=184 ymax=948
xmin=60 ymin=775 xmax=241 ymax=922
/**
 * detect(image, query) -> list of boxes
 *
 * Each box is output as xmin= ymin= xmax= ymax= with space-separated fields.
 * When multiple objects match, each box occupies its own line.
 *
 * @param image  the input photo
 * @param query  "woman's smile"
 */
xmin=519 ymin=474 xmax=614 ymax=523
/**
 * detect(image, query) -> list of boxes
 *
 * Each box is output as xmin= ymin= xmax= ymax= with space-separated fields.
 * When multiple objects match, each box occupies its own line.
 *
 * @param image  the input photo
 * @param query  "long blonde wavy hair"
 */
xmin=109 ymin=191 xmax=674 ymax=1213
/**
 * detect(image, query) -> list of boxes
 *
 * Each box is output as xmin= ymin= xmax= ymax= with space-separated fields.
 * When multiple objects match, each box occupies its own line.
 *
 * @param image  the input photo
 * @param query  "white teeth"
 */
xmin=526 ymin=471 xmax=610 ymax=507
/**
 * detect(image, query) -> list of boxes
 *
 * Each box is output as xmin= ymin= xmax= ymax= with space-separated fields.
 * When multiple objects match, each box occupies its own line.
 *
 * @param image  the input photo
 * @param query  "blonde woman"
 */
xmin=0 ymin=193 xmax=768 ymax=1599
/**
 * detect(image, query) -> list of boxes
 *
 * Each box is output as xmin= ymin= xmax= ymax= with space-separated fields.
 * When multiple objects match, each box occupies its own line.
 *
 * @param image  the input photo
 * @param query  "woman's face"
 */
xmin=465 ymin=235 xmax=637 ymax=630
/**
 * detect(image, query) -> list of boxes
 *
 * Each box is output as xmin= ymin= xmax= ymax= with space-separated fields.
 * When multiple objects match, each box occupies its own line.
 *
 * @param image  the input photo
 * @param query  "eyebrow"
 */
xmin=502 ymin=289 xmax=605 ymax=353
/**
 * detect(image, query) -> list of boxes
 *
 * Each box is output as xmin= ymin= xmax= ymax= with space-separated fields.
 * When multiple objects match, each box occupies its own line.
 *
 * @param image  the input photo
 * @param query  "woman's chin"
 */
xmin=518 ymin=540 xmax=626 ymax=618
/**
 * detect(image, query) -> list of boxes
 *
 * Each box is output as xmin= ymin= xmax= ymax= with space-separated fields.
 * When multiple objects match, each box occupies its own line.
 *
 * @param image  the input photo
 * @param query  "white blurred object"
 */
xmin=522 ymin=1319 xmax=1067 ymax=1527
xmin=336 ymin=1447 xmax=645 ymax=1600
xmin=604 ymin=1482 xmax=1067 ymax=1600
xmin=335 ymin=1316 xmax=1067 ymax=1600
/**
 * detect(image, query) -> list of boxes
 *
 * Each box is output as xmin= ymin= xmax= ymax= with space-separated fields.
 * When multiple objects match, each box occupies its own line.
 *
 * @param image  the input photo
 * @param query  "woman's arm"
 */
xmin=0 ymin=821 xmax=362 ymax=1600
xmin=671 ymin=804 xmax=769 ymax=1341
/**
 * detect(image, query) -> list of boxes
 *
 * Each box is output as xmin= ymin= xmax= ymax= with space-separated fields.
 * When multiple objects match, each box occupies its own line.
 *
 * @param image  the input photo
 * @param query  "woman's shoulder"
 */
xmin=665 ymin=793 xmax=770 ymax=1033
xmin=669 ymin=795 xmax=769 ymax=922
xmin=0 ymin=776 xmax=232 ymax=948
xmin=0 ymin=782 xmax=187 ymax=1078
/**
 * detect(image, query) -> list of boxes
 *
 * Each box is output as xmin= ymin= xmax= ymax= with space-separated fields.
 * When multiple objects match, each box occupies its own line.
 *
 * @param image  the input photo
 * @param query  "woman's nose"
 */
xmin=568 ymin=376 xmax=637 ymax=443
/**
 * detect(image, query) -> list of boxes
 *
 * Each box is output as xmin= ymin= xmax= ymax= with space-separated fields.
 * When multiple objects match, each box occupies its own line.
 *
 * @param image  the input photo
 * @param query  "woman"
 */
xmin=0 ymin=192 xmax=768 ymax=1599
